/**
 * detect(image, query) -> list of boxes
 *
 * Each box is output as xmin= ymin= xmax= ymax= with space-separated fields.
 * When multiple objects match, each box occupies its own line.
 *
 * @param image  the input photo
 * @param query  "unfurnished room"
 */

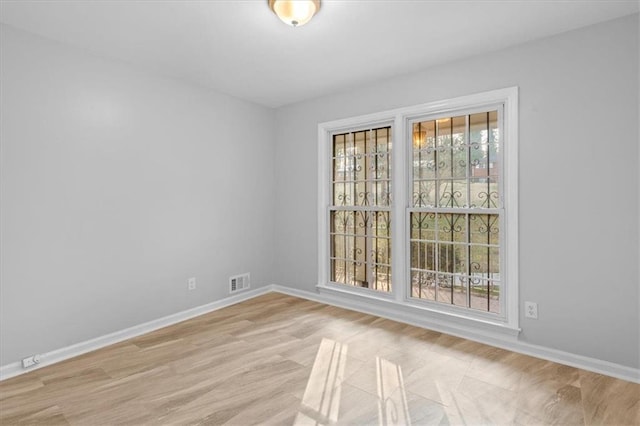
xmin=0 ymin=0 xmax=639 ymax=425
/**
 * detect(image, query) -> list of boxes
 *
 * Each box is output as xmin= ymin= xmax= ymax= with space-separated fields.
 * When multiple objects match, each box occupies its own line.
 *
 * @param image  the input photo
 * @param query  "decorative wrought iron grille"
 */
xmin=330 ymin=127 xmax=391 ymax=292
xmin=410 ymin=111 xmax=501 ymax=313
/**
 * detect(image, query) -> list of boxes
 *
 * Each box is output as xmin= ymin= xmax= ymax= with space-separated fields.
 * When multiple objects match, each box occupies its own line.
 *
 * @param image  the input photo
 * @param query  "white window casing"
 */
xmin=318 ymin=87 xmax=519 ymax=334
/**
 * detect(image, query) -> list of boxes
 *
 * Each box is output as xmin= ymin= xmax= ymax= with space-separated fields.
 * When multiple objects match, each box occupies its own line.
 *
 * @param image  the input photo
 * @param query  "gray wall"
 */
xmin=274 ymin=14 xmax=640 ymax=369
xmin=2 ymin=14 xmax=638 ymax=371
xmin=0 ymin=25 xmax=276 ymax=365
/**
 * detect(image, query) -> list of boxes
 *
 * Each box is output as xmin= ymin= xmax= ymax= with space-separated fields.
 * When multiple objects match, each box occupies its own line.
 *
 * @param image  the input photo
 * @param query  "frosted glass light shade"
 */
xmin=268 ymin=0 xmax=320 ymax=27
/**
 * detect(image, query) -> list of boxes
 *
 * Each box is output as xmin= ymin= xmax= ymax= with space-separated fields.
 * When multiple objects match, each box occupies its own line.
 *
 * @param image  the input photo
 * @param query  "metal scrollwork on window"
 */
xmin=477 ymin=190 xmax=499 ymax=208
xmin=440 ymin=215 xmax=464 ymax=234
xmin=330 ymin=127 xmax=392 ymax=293
xmin=412 ymin=191 xmax=431 ymax=207
xmin=353 ymin=248 xmax=363 ymax=260
xmin=337 ymin=193 xmax=351 ymax=206
xmin=358 ymin=191 xmax=372 ymax=206
xmin=439 ymin=189 xmax=463 ymax=207
xmin=356 ymin=211 xmax=369 ymax=228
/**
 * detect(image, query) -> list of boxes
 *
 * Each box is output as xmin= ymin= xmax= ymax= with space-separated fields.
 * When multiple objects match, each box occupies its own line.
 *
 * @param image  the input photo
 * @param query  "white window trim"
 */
xmin=318 ymin=87 xmax=519 ymax=334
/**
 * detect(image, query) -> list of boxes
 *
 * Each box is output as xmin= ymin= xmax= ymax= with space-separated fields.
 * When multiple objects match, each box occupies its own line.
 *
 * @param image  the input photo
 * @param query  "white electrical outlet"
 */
xmin=21 ymin=354 xmax=41 ymax=369
xmin=525 ymin=301 xmax=538 ymax=319
xmin=188 ymin=277 xmax=196 ymax=291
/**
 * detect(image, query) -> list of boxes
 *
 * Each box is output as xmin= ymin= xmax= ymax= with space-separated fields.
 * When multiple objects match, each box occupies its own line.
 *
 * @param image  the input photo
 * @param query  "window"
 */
xmin=330 ymin=127 xmax=392 ymax=292
xmin=318 ymin=88 xmax=518 ymax=330
xmin=410 ymin=111 xmax=503 ymax=314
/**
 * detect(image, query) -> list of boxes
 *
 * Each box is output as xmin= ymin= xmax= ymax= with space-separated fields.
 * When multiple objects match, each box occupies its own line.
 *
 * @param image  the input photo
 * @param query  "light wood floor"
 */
xmin=1 ymin=293 xmax=638 ymax=425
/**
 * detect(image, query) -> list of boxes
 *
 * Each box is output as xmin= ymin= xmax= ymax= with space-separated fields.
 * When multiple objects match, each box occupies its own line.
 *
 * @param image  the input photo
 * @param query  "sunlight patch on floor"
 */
xmin=377 ymin=356 xmax=411 ymax=425
xmin=294 ymin=338 xmax=348 ymax=425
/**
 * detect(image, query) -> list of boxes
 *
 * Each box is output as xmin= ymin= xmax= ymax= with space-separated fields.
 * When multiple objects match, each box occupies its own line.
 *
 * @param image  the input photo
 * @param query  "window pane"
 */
xmin=411 ymin=270 xmax=436 ymax=301
xmin=470 ymin=279 xmax=500 ymax=313
xmin=452 ymin=145 xmax=467 ymax=178
xmin=438 ymin=243 xmax=455 ymax=273
xmin=436 ymin=118 xmax=452 ymax=147
xmin=412 ymin=121 xmax=435 ymax=151
xmin=333 ymin=182 xmax=344 ymax=206
xmin=410 ymin=213 xmax=419 ymax=240
xmin=469 ymin=178 xmax=498 ymax=208
xmin=438 ymin=147 xmax=467 ymax=180
xmin=489 ymin=281 xmax=500 ymax=314
xmin=333 ymin=157 xmax=345 ymax=181
xmin=373 ymin=237 xmax=390 ymax=265
xmin=410 ymin=270 xmax=421 ymax=297
xmin=374 ymin=265 xmax=391 ymax=292
xmin=420 ymin=213 xmax=436 ymax=241
xmin=355 ymin=211 xmax=368 ymax=234
xmin=410 ymin=241 xmax=436 ymax=271
xmin=469 ymin=244 xmax=500 ymax=280
xmin=345 ymin=262 xmax=355 ymax=286
xmin=330 ymin=207 xmax=391 ymax=293
xmin=436 ymin=274 xmax=452 ymax=304
xmin=372 ymin=211 xmax=390 ymax=238
xmin=331 ymin=210 xmax=342 ymax=234
xmin=451 ymin=115 xmax=466 ymax=148
xmin=345 ymin=236 xmax=355 ymax=261
xmin=437 ymin=179 xmax=467 ymax=208
xmin=453 ymin=244 xmax=468 ymax=275
xmin=410 ymin=241 xmax=419 ymax=269
xmin=410 ymin=212 xmax=435 ymax=241
xmin=331 ymin=259 xmax=345 ymax=283
xmin=438 ymin=213 xmax=467 ymax=242
xmin=414 ymin=148 xmax=436 ymax=180
xmin=331 ymin=234 xmax=344 ymax=259
xmin=355 ymin=181 xmax=367 ymax=206
xmin=355 ymin=259 xmax=366 ymax=287
xmin=453 ymin=275 xmax=468 ymax=307
xmin=345 ymin=182 xmax=355 ymax=206
xmin=469 ymin=214 xmax=499 ymax=245
xmin=354 ymin=131 xmax=366 ymax=155
xmin=488 ymin=246 xmax=500 ymax=281
xmin=437 ymin=147 xmax=453 ymax=179
xmin=413 ymin=180 xmax=437 ymax=207
xmin=374 ymin=153 xmax=389 ymax=179
xmin=470 ymin=112 xmax=489 ymax=145
xmin=375 ymin=180 xmax=391 ymax=207
xmin=333 ymin=134 xmax=346 ymax=157
xmin=375 ymin=127 xmax=390 ymax=153
xmin=469 ymin=278 xmax=489 ymax=311
xmin=355 ymin=157 xmax=366 ymax=182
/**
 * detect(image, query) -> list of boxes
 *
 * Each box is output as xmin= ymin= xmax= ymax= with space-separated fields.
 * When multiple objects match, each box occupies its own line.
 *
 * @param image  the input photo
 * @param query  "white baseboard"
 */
xmin=0 ymin=286 xmax=271 ymax=381
xmin=2 ymin=284 xmax=638 ymax=384
xmin=269 ymin=285 xmax=640 ymax=384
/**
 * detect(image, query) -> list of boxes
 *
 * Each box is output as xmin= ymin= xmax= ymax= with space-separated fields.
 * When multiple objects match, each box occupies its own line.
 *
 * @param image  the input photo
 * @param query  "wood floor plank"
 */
xmin=1 ymin=293 xmax=638 ymax=425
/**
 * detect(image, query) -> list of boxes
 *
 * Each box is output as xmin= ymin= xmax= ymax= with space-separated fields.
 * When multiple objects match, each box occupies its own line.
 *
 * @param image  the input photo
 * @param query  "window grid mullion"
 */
xmin=449 ymin=119 xmax=454 ymax=303
xmin=465 ymin=114 xmax=472 ymax=307
xmin=434 ymin=209 xmax=439 ymax=303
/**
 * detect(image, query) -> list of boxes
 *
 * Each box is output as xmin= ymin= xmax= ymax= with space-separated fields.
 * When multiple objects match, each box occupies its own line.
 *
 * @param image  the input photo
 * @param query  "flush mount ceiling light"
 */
xmin=268 ymin=0 xmax=320 ymax=27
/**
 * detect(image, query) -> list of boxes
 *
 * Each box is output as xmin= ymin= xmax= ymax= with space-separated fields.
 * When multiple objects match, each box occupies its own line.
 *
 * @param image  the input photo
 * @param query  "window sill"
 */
xmin=316 ymin=283 xmax=521 ymax=340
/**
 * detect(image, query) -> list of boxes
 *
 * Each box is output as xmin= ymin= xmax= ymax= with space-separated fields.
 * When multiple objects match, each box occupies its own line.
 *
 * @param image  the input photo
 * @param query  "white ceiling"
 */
xmin=1 ymin=0 xmax=638 ymax=107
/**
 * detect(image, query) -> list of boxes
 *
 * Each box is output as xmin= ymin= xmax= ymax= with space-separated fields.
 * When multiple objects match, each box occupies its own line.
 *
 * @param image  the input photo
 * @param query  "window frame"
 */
xmin=318 ymin=87 xmax=519 ymax=331
xmin=405 ymin=104 xmax=507 ymax=321
xmin=328 ymin=126 xmax=393 ymax=293
xmin=319 ymin=117 xmax=397 ymax=301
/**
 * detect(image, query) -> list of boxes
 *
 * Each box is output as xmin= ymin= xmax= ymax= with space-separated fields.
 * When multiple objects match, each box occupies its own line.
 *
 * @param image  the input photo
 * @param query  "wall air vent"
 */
xmin=229 ymin=273 xmax=250 ymax=293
